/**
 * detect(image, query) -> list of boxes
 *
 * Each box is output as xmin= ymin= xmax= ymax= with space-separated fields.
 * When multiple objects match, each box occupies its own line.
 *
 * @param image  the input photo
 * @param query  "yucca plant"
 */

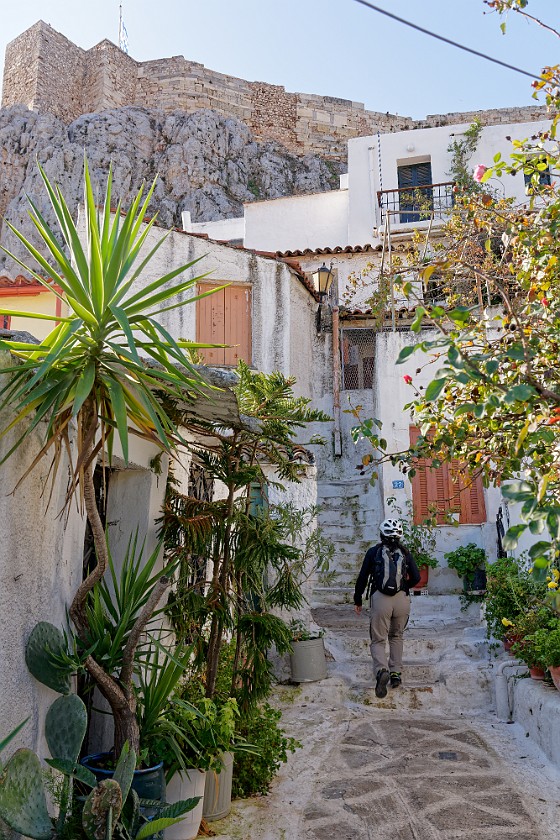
xmin=0 ymin=156 xmax=220 ymax=757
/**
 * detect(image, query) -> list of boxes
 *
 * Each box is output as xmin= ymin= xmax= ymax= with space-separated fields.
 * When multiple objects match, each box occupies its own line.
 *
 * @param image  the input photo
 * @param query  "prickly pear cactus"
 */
xmin=0 ymin=748 xmax=52 ymax=839
xmin=25 ymin=621 xmax=71 ymax=694
xmin=45 ymin=694 xmax=87 ymax=765
xmin=82 ymin=779 xmax=123 ymax=840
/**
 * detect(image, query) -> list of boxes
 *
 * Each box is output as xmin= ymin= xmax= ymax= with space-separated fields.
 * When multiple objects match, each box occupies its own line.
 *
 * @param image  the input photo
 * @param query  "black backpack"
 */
xmin=367 ymin=544 xmax=407 ymax=597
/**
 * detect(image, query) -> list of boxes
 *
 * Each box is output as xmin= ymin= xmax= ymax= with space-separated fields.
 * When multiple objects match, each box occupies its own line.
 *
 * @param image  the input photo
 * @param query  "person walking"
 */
xmin=354 ymin=518 xmax=420 ymax=698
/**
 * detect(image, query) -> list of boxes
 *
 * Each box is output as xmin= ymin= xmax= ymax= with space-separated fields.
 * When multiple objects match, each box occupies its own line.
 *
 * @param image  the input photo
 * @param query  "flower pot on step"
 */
xmin=203 ymin=752 xmax=233 ymax=822
xmin=529 ymin=666 xmax=545 ymax=680
xmin=165 ymin=769 xmax=205 ymax=840
xmin=290 ymin=637 xmax=327 ymax=683
xmin=413 ymin=564 xmax=429 ymax=591
xmin=549 ymin=664 xmax=560 ymax=692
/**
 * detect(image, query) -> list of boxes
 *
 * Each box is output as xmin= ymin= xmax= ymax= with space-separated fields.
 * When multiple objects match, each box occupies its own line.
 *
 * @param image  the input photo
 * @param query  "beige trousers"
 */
xmin=369 ymin=589 xmax=411 ymax=675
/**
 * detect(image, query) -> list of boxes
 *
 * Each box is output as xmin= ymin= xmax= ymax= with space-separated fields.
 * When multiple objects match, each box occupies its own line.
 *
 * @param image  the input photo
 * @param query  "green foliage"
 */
xmin=159 ymin=362 xmax=330 ymax=700
xmin=45 ymin=694 xmax=88 ymax=766
xmin=445 ymin=544 xmax=487 ymax=581
xmin=0 ymin=157 xmax=209 ymax=482
xmin=0 ymin=749 xmax=52 ymax=839
xmin=82 ymin=780 xmax=123 ymax=840
xmin=25 ymin=622 xmax=72 ymax=695
xmin=289 ymin=619 xmax=325 ymax=641
xmin=447 ymin=120 xmax=483 ymax=192
xmin=510 ymin=608 xmax=559 ymax=668
xmin=527 ymin=625 xmax=560 ymax=668
xmin=231 ymin=702 xmax=300 ymax=798
xmin=484 ymin=555 xmax=547 ymax=640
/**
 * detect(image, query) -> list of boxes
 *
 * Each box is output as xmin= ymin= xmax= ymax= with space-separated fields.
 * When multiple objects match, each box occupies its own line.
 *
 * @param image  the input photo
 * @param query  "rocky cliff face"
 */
xmin=0 ymin=105 xmax=342 ymax=273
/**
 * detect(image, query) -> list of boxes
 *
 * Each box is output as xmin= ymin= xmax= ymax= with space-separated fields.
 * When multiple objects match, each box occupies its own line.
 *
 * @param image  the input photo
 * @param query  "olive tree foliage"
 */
xmin=387 ymin=1 xmax=560 ymax=604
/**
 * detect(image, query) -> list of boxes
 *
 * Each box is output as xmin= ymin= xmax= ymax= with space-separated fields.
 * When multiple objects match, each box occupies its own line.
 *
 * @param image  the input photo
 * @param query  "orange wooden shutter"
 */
xmin=196 ymin=282 xmax=252 ymax=366
xmin=410 ymin=426 xmax=486 ymax=524
xmin=224 ymin=285 xmax=252 ymax=365
xmin=197 ymin=282 xmax=226 ymax=365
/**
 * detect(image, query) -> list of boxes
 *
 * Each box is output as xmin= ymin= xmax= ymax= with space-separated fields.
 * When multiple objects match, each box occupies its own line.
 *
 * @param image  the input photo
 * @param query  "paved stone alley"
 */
xmin=211 ymin=596 xmax=560 ymax=839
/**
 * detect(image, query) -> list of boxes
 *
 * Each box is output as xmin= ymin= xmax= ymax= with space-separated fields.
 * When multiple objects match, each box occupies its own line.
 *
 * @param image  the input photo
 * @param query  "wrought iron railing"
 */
xmin=377 ymin=182 xmax=455 ymax=225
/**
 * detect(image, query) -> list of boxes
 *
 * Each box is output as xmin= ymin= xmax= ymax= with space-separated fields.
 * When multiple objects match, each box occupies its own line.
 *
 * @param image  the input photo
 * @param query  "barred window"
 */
xmin=341 ymin=329 xmax=375 ymax=391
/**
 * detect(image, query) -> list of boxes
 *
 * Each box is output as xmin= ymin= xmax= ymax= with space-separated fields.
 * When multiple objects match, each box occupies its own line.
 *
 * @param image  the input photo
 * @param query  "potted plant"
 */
xmin=483 ymin=555 xmax=547 ymax=643
xmin=0 ymin=159 xmax=210 ymax=770
xmin=142 ymin=683 xmax=243 ymax=836
xmin=510 ymin=608 xmax=556 ymax=677
xmin=445 ymin=543 xmax=487 ymax=592
xmin=531 ymin=625 xmax=560 ymax=691
xmin=388 ymin=499 xmax=439 ymax=591
xmin=289 ymin=620 xmax=327 ymax=683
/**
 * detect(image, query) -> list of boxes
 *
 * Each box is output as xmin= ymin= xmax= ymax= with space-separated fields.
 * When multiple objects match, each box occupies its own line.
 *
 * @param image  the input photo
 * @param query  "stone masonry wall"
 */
xmin=2 ymin=21 xmax=549 ymax=161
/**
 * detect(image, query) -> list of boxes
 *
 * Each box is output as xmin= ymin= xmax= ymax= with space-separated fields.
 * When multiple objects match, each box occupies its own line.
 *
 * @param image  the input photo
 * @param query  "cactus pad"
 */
xmin=45 ymin=694 xmax=87 ymax=765
xmin=25 ymin=622 xmax=71 ymax=694
xmin=0 ymin=748 xmax=52 ymax=839
xmin=82 ymin=779 xmax=123 ymax=840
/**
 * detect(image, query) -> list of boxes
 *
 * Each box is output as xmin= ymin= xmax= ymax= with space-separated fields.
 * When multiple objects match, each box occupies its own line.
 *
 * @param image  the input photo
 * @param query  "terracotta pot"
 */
xmin=503 ymin=634 xmax=522 ymax=654
xmin=549 ymin=664 xmax=560 ymax=692
xmin=413 ymin=565 xmax=429 ymax=590
xmin=529 ymin=666 xmax=545 ymax=680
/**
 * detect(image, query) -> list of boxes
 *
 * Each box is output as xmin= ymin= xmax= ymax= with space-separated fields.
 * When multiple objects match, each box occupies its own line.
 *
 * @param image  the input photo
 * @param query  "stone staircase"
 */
xmin=314 ymin=478 xmax=380 ymax=605
xmin=307 ymin=595 xmax=495 ymax=714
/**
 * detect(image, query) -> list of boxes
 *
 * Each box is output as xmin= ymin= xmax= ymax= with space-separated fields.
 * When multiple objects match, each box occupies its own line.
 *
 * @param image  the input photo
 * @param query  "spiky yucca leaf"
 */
xmin=0 ymin=156 xmax=219 ymax=494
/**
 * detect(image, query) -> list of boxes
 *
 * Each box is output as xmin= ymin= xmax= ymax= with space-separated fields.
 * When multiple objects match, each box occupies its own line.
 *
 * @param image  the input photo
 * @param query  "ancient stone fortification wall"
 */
xmin=2 ymin=21 xmax=548 ymax=160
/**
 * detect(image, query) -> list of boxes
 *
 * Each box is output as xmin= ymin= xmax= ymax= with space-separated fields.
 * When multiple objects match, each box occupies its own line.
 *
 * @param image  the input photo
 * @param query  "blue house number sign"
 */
xmin=392 ymin=480 xmax=405 ymax=489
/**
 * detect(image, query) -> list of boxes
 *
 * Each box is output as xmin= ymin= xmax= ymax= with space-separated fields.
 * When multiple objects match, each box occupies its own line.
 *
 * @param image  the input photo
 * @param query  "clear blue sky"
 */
xmin=0 ymin=1 xmax=556 ymax=119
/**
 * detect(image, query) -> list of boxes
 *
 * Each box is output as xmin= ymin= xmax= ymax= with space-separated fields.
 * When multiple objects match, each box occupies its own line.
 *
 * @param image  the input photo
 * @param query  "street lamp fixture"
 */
xmin=312 ymin=263 xmax=334 ymax=299
xmin=312 ymin=263 xmax=334 ymax=332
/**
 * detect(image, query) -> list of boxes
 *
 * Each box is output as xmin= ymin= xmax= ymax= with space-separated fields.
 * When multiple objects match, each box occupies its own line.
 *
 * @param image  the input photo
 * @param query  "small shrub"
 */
xmin=232 ymin=703 xmax=300 ymax=798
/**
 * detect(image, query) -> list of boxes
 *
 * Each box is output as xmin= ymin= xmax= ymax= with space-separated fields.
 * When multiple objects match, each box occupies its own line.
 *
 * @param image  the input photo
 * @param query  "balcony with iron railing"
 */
xmin=377 ymin=182 xmax=455 ymax=226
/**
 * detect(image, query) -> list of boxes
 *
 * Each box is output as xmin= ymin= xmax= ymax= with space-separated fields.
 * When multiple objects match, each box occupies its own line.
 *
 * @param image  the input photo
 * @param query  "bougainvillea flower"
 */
xmin=473 ymin=164 xmax=488 ymax=182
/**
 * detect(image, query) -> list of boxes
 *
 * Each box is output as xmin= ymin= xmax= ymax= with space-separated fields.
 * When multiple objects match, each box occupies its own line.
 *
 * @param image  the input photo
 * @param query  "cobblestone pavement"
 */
xmin=209 ymin=599 xmax=560 ymax=840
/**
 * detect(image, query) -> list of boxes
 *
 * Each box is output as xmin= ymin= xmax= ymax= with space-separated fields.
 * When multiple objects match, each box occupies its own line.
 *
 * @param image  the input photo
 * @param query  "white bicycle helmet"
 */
xmin=380 ymin=518 xmax=403 ymax=539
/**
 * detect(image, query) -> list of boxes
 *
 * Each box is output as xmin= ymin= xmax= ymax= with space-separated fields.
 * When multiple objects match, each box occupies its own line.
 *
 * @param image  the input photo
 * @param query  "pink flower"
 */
xmin=403 ymin=375 xmax=413 ymax=385
xmin=473 ymin=164 xmax=487 ymax=183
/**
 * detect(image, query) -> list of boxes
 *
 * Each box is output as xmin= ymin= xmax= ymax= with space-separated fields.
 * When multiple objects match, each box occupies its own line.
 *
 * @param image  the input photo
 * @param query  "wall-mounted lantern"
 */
xmin=312 ymin=262 xmax=334 ymax=332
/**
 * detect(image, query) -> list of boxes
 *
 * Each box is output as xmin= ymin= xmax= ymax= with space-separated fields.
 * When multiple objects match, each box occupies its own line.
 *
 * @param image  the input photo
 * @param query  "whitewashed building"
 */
xmin=183 ymin=118 xmax=554 ymax=597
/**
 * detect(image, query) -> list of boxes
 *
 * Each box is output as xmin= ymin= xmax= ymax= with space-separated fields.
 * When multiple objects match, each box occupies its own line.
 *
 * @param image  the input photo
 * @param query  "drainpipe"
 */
xmin=332 ymin=305 xmax=342 ymax=457
xmin=494 ymin=658 xmax=525 ymax=722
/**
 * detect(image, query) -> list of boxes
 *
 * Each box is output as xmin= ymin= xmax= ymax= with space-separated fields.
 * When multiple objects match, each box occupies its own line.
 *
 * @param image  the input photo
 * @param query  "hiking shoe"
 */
xmin=390 ymin=672 xmax=402 ymax=689
xmin=375 ymin=668 xmax=390 ymax=698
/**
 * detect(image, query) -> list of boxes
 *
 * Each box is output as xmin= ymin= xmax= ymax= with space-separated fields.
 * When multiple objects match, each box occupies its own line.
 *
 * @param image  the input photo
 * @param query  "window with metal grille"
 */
xmin=196 ymin=282 xmax=252 ymax=365
xmin=341 ymin=329 xmax=375 ymax=390
xmin=409 ymin=426 xmax=486 ymax=525
xmin=397 ymin=161 xmax=433 ymax=224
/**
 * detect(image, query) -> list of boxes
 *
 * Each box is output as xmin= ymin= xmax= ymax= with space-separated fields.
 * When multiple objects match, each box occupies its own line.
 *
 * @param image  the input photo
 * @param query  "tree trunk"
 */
xmin=205 ymin=481 xmax=236 ymax=698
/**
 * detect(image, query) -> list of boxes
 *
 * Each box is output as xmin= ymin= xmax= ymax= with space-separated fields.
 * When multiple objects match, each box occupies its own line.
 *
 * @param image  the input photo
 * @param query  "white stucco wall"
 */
xmin=373 ymin=330 xmax=501 ymax=590
xmin=77 ymin=216 xmax=317 ymax=381
xmin=243 ymin=190 xmax=349 ymax=252
xmin=182 ymin=212 xmax=245 ymax=243
xmin=0 ymin=356 xmax=85 ymax=757
xmin=347 ymin=119 xmax=553 ymax=243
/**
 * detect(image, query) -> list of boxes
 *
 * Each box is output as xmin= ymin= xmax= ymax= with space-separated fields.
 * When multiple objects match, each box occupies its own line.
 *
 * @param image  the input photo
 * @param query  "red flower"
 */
xmin=542 ymin=298 xmax=549 ymax=307
xmin=403 ymin=375 xmax=413 ymax=385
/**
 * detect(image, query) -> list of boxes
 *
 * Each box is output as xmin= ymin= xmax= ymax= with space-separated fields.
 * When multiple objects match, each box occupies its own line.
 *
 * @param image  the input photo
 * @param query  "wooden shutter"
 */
xmin=409 ymin=426 xmax=486 ymax=525
xmin=196 ymin=282 xmax=252 ymax=366
xmin=197 ymin=282 xmax=226 ymax=365
xmin=224 ymin=284 xmax=251 ymax=365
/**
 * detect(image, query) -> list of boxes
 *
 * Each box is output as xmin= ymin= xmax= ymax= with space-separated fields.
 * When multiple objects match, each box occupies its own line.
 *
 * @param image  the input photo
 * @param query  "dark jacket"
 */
xmin=353 ymin=541 xmax=421 ymax=606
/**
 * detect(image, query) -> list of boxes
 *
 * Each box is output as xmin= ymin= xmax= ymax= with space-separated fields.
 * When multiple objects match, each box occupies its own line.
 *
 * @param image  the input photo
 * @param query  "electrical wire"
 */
xmin=352 ymin=0 xmax=540 ymax=80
